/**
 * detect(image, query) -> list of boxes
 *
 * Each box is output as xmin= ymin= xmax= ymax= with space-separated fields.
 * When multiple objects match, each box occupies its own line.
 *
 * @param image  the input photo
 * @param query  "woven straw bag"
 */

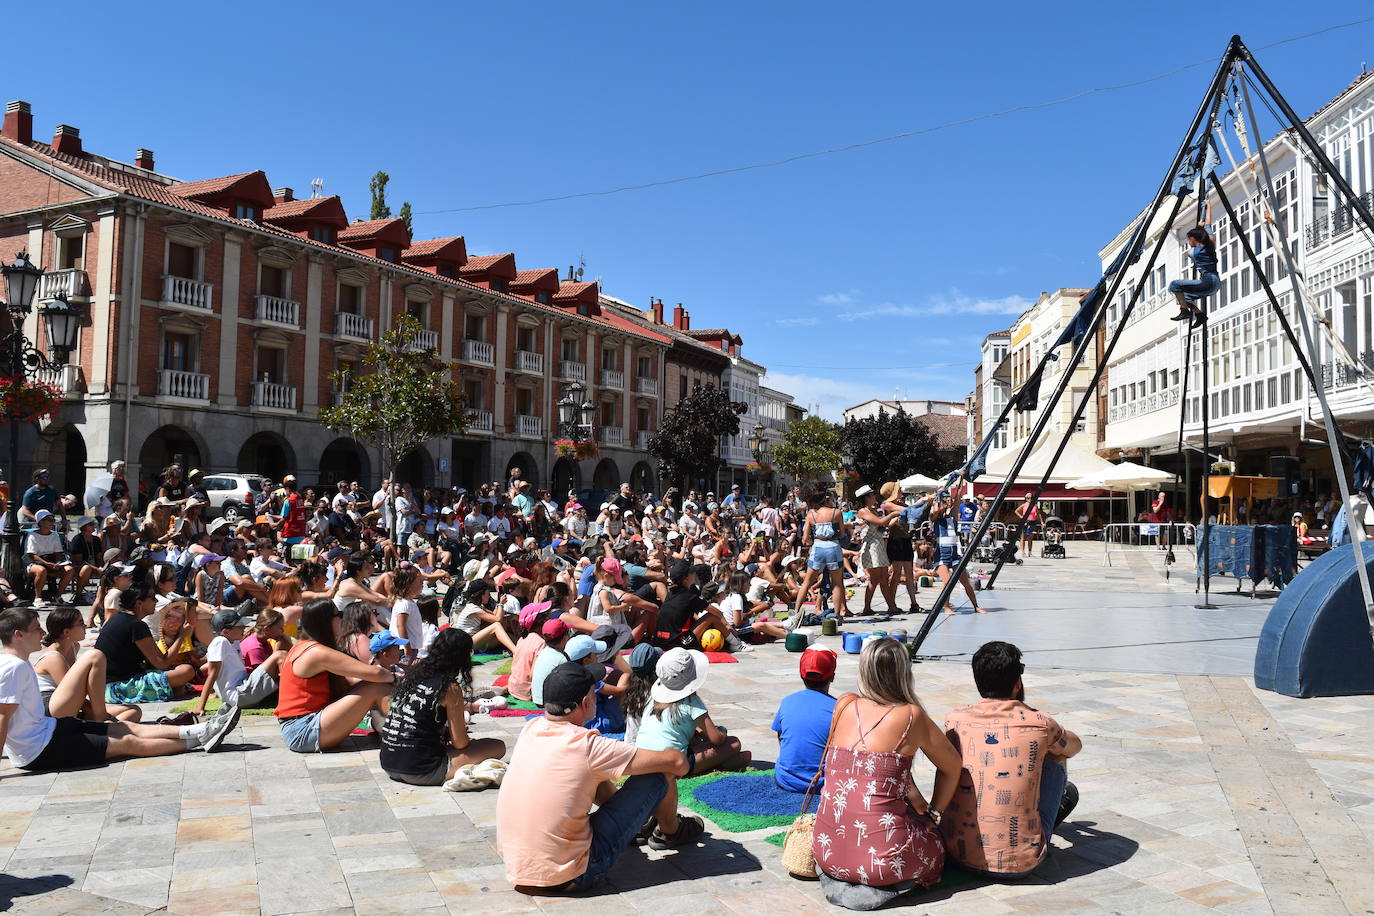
xmin=780 ymin=696 xmax=852 ymax=879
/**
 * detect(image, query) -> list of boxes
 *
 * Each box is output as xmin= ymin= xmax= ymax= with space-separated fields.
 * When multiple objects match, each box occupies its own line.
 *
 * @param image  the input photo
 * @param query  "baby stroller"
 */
xmin=1040 ymin=516 xmax=1066 ymax=559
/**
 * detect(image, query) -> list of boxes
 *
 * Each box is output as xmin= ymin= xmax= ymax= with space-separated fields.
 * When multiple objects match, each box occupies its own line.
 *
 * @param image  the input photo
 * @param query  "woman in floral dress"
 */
xmin=811 ymin=638 xmax=963 ymax=910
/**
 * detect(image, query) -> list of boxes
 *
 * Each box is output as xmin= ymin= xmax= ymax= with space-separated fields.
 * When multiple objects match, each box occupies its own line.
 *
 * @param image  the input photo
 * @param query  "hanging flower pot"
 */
xmin=575 ymin=439 xmax=600 ymax=461
xmin=554 ymin=438 xmax=576 ymax=458
xmin=746 ymin=460 xmax=763 ymax=474
xmin=0 ymin=376 xmax=62 ymax=424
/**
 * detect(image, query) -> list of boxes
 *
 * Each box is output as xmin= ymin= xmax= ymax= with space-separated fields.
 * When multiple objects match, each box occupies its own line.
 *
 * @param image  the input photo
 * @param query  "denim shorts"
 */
xmin=808 ymin=541 xmax=843 ymax=572
xmin=279 ymin=711 xmax=323 ymax=753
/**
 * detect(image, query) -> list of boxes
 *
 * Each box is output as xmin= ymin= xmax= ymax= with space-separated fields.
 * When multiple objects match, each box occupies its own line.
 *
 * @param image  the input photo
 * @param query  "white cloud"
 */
xmin=774 ymin=317 xmax=819 ymax=327
xmin=762 ymin=371 xmax=969 ymax=422
xmin=818 ymin=289 xmax=861 ymax=305
xmin=837 ymin=289 xmax=1032 ymax=322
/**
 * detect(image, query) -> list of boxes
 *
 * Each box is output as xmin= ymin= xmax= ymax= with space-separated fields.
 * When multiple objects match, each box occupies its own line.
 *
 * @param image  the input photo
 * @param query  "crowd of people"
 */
xmin=0 ymin=462 xmax=1087 ymax=907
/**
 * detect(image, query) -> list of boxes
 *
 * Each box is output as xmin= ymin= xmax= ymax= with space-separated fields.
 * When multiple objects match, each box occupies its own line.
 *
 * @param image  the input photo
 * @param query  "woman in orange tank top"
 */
xmin=276 ymin=598 xmax=395 ymax=754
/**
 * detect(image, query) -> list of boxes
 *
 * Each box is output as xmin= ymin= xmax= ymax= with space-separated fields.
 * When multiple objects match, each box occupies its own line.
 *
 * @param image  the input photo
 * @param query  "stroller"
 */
xmin=1040 ymin=516 xmax=1066 ymax=559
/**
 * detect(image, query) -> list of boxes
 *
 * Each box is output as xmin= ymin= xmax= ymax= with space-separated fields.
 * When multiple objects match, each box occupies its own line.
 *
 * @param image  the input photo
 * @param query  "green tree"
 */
xmin=772 ymin=415 xmax=843 ymax=483
xmin=369 ymin=170 xmax=392 ymax=220
xmin=647 ymin=384 xmax=746 ymax=488
xmin=319 ymin=315 xmax=468 ymax=538
xmin=398 ymin=201 xmax=413 ymax=237
xmin=841 ymin=409 xmax=944 ymax=486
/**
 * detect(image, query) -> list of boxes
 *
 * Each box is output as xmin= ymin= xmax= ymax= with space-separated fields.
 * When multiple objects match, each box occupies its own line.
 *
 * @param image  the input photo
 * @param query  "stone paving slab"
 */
xmin=4 ymin=548 xmax=1374 ymax=913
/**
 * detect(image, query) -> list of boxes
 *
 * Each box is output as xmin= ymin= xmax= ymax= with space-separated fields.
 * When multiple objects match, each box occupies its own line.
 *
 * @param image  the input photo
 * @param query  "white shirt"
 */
xmin=0 ymin=653 xmax=56 ymax=767
xmin=332 ymin=491 xmax=350 ymax=512
xmin=24 ymin=530 xmax=64 ymax=558
xmin=487 ymin=516 xmax=511 ymax=537
xmin=392 ymin=597 xmax=418 ymax=642
xmin=588 ymin=583 xmax=627 ymax=628
xmin=464 ymin=511 xmax=488 ymax=532
xmin=207 ymin=635 xmax=248 ymax=699
xmin=718 ymin=592 xmax=747 ymax=628
xmin=249 ymin=555 xmax=288 ymax=585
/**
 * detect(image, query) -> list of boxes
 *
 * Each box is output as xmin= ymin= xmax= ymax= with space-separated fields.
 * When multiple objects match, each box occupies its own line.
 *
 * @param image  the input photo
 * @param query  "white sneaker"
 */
xmin=201 ymin=704 xmax=242 ymax=752
xmin=476 ymin=696 xmax=508 ymax=713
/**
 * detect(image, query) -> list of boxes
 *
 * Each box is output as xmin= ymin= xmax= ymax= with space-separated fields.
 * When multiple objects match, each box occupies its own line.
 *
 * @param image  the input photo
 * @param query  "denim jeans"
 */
xmin=1167 ymin=272 xmax=1220 ymax=299
xmin=570 ymin=773 xmax=668 ymax=890
xmin=1037 ymin=756 xmax=1068 ymax=833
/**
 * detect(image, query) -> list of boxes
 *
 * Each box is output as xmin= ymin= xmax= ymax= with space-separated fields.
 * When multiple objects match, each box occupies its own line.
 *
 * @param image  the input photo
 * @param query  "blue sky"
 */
xmin=16 ymin=3 xmax=1374 ymax=418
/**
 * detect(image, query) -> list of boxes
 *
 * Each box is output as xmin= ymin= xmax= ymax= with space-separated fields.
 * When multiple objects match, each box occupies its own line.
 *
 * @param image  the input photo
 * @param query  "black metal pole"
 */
xmin=1173 ymin=318 xmax=1194 ymax=563
xmin=1197 ymin=175 xmax=1215 ymax=608
xmin=910 ymin=37 xmax=1240 ymax=653
xmin=1238 ymin=41 xmax=1374 ymax=238
xmin=982 ymin=190 xmax=1193 ymax=592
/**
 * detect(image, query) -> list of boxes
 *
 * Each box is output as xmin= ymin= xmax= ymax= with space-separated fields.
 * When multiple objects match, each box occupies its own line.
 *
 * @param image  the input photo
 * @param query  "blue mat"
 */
xmin=693 ymin=771 xmax=819 ymax=817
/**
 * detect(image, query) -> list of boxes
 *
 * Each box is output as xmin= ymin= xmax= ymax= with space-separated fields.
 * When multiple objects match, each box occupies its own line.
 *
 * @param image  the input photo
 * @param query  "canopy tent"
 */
xmin=899 ymin=473 xmax=943 ymax=492
xmin=1067 ymin=461 xmax=1174 ymax=493
xmin=970 ymin=482 xmax=1120 ymax=500
xmin=979 ymin=436 xmax=1117 ymax=486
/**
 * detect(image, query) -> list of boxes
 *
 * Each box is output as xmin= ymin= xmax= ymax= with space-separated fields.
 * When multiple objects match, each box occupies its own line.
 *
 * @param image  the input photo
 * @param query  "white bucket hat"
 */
xmin=854 ymin=485 xmax=873 ymax=498
xmin=651 ymin=648 xmax=710 ymax=703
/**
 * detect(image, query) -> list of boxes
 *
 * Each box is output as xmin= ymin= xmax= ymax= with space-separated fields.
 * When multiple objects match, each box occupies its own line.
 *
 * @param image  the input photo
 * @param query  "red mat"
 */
xmin=492 ymin=675 xmax=510 ymax=687
xmin=489 ymin=708 xmax=542 ymax=718
xmin=705 ymin=652 xmax=738 ymax=664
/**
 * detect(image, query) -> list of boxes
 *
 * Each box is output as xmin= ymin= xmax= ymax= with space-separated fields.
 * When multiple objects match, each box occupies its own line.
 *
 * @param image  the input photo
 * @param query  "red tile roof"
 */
xmin=553 ymin=280 xmax=598 ymax=303
xmin=459 ymin=253 xmax=516 ymax=276
xmin=263 ymin=195 xmax=349 ymax=228
xmin=170 ymin=171 xmax=264 ymax=199
xmin=403 ymin=236 xmax=467 ymax=262
xmin=916 ymin=413 xmax=968 ymax=453
xmin=0 ymin=136 xmax=676 ymax=347
xmin=337 ymin=217 xmax=409 ymax=243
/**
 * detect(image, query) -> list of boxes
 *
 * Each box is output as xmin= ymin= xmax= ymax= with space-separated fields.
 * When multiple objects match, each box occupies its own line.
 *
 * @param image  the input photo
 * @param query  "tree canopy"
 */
xmin=772 ymin=415 xmax=843 ymax=483
xmin=841 ymin=409 xmax=945 ymax=486
xmin=318 ymin=315 xmax=469 ymax=484
xmin=369 ymin=170 xmax=392 ymax=220
xmin=647 ymin=384 xmax=746 ymax=486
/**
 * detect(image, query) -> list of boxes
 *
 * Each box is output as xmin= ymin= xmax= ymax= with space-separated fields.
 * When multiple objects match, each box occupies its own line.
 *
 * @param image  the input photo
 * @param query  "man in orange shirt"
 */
xmin=941 ymin=641 xmax=1080 ymax=877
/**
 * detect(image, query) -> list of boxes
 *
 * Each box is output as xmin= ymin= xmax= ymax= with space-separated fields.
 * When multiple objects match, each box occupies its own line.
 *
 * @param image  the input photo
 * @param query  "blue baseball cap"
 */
xmin=564 ymin=634 xmax=607 ymax=662
xmin=369 ymin=630 xmax=409 ymax=654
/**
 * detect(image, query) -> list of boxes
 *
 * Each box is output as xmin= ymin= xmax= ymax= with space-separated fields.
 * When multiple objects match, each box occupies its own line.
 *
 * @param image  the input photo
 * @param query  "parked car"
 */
xmin=202 ymin=474 xmax=268 ymax=522
xmin=577 ymin=489 xmax=613 ymax=511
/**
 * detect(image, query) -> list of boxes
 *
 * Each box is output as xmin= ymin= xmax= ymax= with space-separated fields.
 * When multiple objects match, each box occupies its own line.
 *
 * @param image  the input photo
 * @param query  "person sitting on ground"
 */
xmin=496 ymin=661 xmax=691 ymax=894
xmin=720 ymin=571 xmax=787 ymax=644
xmin=0 ymin=608 xmax=240 ymax=771
xmin=91 ymin=563 xmax=134 ymax=629
xmin=275 ymin=598 xmax=395 ymax=754
xmin=239 ymin=608 xmax=291 ymax=672
xmin=192 ymin=602 xmax=284 ymax=717
xmin=771 ymin=646 xmax=837 ymax=792
xmin=338 ymin=599 xmax=383 ymax=663
xmin=94 ymin=585 xmax=199 ymax=705
xmin=155 ymin=596 xmax=208 ymax=683
xmin=31 ymin=607 xmax=140 ymax=723
xmin=635 ymin=647 xmax=747 ymax=849
xmin=621 ymin=642 xmax=661 ymax=746
xmin=941 ymin=640 xmax=1080 ymax=879
xmin=379 ymin=628 xmax=506 ymax=787
xmin=812 ymin=637 xmax=963 ymax=910
xmin=452 ymin=580 xmax=519 ymax=655
xmin=531 ymin=630 xmax=602 ymax=707
xmin=68 ymin=516 xmax=105 ymax=602
xmin=24 ymin=510 xmax=75 ymax=608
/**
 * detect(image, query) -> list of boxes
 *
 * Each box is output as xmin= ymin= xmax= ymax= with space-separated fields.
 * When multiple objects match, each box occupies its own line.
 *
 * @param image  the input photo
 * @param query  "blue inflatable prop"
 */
xmin=1255 ymin=544 xmax=1374 ymax=697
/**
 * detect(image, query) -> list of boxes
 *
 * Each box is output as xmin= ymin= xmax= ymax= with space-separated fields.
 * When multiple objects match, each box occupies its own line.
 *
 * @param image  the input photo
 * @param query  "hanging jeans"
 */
xmin=1167 ymin=272 xmax=1221 ymax=302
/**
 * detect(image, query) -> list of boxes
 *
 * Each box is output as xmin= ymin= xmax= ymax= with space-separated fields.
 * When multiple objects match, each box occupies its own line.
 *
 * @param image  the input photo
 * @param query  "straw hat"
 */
xmin=879 ymin=481 xmax=901 ymax=501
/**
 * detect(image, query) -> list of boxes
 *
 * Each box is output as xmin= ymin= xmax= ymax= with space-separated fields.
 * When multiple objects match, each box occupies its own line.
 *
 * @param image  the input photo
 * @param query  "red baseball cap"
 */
xmin=542 ymin=619 xmax=569 ymax=640
xmin=799 ymin=647 xmax=837 ymax=682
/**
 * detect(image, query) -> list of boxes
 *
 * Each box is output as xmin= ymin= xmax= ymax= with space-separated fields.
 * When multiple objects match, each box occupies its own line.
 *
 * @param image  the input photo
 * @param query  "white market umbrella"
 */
xmin=84 ymin=473 xmax=115 ymax=510
xmin=899 ymin=473 xmax=942 ymax=492
xmin=1092 ymin=461 xmax=1174 ymax=492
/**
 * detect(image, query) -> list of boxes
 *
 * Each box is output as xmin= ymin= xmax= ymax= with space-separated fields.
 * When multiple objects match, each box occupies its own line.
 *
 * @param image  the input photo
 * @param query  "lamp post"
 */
xmin=0 ymin=251 xmax=83 ymax=583
xmin=556 ymin=380 xmax=596 ymax=442
xmin=748 ymin=421 xmax=766 ymax=498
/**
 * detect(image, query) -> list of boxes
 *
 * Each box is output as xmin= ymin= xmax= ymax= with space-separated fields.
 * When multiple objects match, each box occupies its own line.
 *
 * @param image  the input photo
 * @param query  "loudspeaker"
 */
xmin=1270 ymin=455 xmax=1301 ymax=495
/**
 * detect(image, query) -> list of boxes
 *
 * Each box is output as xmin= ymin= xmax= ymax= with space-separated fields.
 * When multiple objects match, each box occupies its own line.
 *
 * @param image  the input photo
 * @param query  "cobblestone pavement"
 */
xmin=2 ymin=547 xmax=1372 ymax=914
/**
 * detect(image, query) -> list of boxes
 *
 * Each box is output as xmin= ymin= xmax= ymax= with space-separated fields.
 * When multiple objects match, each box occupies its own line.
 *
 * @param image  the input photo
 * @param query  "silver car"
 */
xmin=202 ymin=474 xmax=268 ymax=522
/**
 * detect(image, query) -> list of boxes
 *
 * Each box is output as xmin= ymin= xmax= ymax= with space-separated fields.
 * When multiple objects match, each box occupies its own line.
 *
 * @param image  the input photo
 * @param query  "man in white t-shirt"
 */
xmin=24 ymin=510 xmax=74 ymax=607
xmin=249 ymin=539 xmax=290 ymax=586
xmin=0 ymin=608 xmax=239 ymax=770
xmin=192 ymin=607 xmax=281 ymax=716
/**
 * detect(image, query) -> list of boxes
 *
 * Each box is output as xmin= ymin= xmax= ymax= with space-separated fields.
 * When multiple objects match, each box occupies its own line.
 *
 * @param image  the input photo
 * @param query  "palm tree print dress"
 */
xmin=811 ymin=703 xmax=944 ymax=888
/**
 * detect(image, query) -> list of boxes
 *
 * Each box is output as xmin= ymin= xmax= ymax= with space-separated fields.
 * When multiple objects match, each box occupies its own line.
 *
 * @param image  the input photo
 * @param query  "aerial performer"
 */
xmin=1168 ymin=225 xmax=1220 ymax=329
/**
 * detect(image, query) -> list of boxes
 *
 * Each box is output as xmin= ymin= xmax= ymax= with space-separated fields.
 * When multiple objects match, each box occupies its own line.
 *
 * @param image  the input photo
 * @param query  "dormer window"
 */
xmin=437 ymin=263 xmax=457 ymax=278
xmin=309 ymin=225 xmax=335 ymax=244
xmin=234 ymin=203 xmax=260 ymax=221
xmin=377 ymin=246 xmax=398 ymax=263
xmin=490 ymin=278 xmax=508 ymax=292
xmin=536 ymin=291 xmax=551 ymax=304
xmin=577 ymin=303 xmax=591 ymax=316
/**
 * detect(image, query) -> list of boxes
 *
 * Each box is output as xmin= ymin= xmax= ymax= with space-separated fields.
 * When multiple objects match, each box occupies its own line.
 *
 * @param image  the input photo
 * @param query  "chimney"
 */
xmin=650 ymin=298 xmax=664 ymax=324
xmin=683 ymin=309 xmax=691 ymax=331
xmin=3 ymin=101 xmax=32 ymax=144
xmin=51 ymin=124 xmax=82 ymax=156
xmin=134 ymin=148 xmax=155 ymax=170
xmin=672 ymin=303 xmax=686 ymax=330
xmin=273 ymin=187 xmax=294 ymax=202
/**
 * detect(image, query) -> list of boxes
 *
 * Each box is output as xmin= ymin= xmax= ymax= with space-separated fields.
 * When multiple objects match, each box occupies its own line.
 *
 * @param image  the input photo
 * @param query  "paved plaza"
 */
xmin=3 ymin=546 xmax=1374 ymax=915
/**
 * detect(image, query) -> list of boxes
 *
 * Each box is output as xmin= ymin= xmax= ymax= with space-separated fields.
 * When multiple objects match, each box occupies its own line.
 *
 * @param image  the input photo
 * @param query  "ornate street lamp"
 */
xmin=748 ymin=422 xmax=767 ymax=497
xmin=1 ymin=252 xmax=84 ymax=584
xmin=556 ymin=380 xmax=596 ymax=442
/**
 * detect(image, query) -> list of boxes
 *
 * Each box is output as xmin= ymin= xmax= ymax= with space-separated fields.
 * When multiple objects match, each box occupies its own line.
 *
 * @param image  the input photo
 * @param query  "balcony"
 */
xmin=515 ymin=414 xmax=542 ymax=438
xmin=468 ymin=409 xmax=494 ymax=433
xmin=37 ymin=268 xmax=88 ymax=302
xmin=601 ymin=426 xmax=625 ymax=446
xmin=335 ymin=312 xmax=374 ymax=340
xmin=636 ymin=429 xmax=652 ymax=449
xmin=600 ymin=369 xmax=624 ymax=389
xmin=252 ymin=380 xmax=297 ymax=411
xmin=515 ymin=350 xmax=544 ymax=374
xmin=1304 ymin=192 xmax=1374 ymax=250
xmin=462 ymin=339 xmax=494 ymax=365
xmin=255 ymin=294 xmax=300 ymax=327
xmin=31 ymin=362 xmax=83 ymax=395
xmin=157 ymin=368 xmax=209 ymax=401
xmin=160 ymin=275 xmax=213 ymax=311
xmin=407 ymin=327 xmax=440 ymax=352
xmin=1108 ymin=386 xmax=1180 ymax=423
xmin=635 ymin=376 xmax=658 ymax=397
xmin=722 ymin=445 xmax=753 ymax=465
xmin=559 ymin=360 xmax=587 ymax=382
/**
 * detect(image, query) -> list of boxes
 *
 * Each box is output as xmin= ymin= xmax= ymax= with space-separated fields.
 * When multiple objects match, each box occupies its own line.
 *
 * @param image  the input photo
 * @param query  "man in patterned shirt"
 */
xmin=940 ymin=641 xmax=1080 ymax=876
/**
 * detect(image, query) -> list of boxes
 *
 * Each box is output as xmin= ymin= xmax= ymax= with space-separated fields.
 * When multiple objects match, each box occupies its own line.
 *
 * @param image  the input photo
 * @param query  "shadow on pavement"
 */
xmin=0 ymin=874 xmax=75 ymax=911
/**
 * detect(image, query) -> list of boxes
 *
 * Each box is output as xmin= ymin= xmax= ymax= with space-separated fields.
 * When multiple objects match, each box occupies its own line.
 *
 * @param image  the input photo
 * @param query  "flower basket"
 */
xmin=574 ymin=439 xmax=600 ymax=461
xmin=0 ymin=376 xmax=62 ymax=424
xmin=554 ymin=438 xmax=576 ymax=458
xmin=746 ymin=461 xmax=763 ymax=473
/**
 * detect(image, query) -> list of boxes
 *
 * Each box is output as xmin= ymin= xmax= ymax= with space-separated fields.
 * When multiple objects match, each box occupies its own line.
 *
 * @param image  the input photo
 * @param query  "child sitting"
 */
xmin=634 ymin=647 xmax=750 ymax=849
xmin=719 ymin=571 xmax=786 ymax=644
xmin=192 ymin=603 xmax=283 ymax=717
xmin=621 ymin=643 xmax=662 ymax=746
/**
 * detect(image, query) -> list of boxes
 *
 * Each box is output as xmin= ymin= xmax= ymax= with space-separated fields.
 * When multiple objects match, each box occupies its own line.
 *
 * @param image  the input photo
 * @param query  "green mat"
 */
xmin=171 ymin=697 xmax=276 ymax=716
xmin=505 ymin=697 xmax=542 ymax=711
xmin=765 ymin=830 xmax=787 ymax=848
xmin=677 ymin=769 xmax=803 ymax=834
xmin=490 ymin=659 xmax=513 ymax=676
xmin=473 ymin=652 xmax=511 ymax=665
